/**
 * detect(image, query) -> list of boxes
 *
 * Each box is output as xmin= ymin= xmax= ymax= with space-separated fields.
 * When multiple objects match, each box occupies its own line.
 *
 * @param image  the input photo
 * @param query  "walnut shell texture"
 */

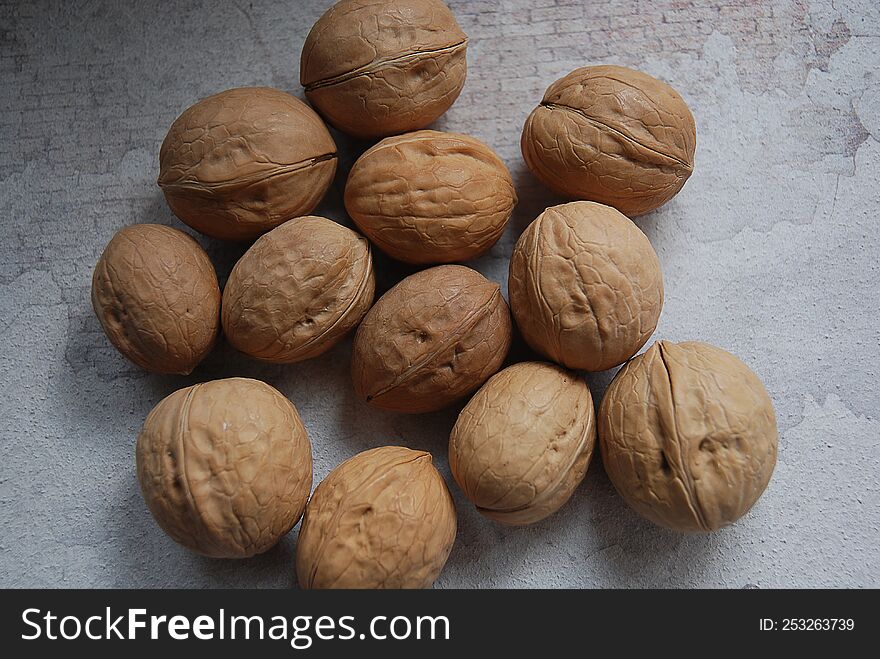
xmin=449 ymin=362 xmax=596 ymax=525
xmin=522 ymin=65 xmax=696 ymax=216
xmin=136 ymin=378 xmax=313 ymax=557
xmin=509 ymin=201 xmax=663 ymax=372
xmin=352 ymin=265 xmax=512 ymax=413
xmin=300 ymin=0 xmax=468 ymax=138
xmin=222 ymin=216 xmax=375 ymax=364
xmin=91 ymin=224 xmax=220 ymax=375
xmin=344 ymin=130 xmax=516 ymax=264
xmin=158 ymin=87 xmax=337 ymax=241
xmin=599 ymin=341 xmax=778 ymax=532
xmin=296 ymin=446 xmax=456 ymax=589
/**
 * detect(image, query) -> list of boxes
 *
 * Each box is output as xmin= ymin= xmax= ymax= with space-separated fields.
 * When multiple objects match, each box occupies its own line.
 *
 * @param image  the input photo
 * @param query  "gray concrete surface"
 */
xmin=1 ymin=0 xmax=878 ymax=588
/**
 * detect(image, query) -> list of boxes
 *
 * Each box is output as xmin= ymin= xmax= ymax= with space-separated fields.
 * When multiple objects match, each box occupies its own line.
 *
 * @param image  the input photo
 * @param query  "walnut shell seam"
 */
xmin=653 ymin=341 xmax=712 ymax=531
xmin=363 ymin=285 xmax=504 ymax=403
xmin=473 ymin=413 xmax=594 ymax=517
xmin=540 ymin=102 xmax=693 ymax=172
xmin=167 ymin=383 xmax=217 ymax=545
xmin=287 ymin=245 xmax=374 ymax=360
xmin=158 ymin=153 xmax=338 ymax=192
xmin=302 ymin=450 xmax=432 ymax=588
xmin=303 ymin=40 xmax=468 ymax=92
xmin=230 ymin=241 xmax=375 ymax=364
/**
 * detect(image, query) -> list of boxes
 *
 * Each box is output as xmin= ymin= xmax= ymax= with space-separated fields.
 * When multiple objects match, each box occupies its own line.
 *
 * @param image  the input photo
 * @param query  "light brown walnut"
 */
xmin=352 ymin=265 xmax=512 ymax=413
xmin=296 ymin=446 xmax=456 ymax=589
xmin=449 ymin=362 xmax=596 ymax=525
xmin=158 ymin=87 xmax=337 ymax=241
xmin=222 ymin=216 xmax=375 ymax=364
xmin=522 ymin=65 xmax=696 ymax=216
xmin=598 ymin=341 xmax=778 ymax=532
xmin=508 ymin=201 xmax=663 ymax=372
xmin=344 ymin=130 xmax=516 ymax=264
xmin=300 ymin=0 xmax=467 ymax=138
xmin=91 ymin=224 xmax=220 ymax=375
xmin=136 ymin=378 xmax=313 ymax=557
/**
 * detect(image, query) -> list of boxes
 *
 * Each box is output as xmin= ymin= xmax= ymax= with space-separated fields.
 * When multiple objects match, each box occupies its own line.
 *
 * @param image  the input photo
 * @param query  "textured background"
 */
xmin=1 ymin=0 xmax=878 ymax=588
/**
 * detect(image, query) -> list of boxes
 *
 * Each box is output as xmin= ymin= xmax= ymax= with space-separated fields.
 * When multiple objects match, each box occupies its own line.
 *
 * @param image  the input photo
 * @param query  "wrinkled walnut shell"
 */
xmin=91 ymin=224 xmax=220 ymax=375
xmin=296 ymin=446 xmax=456 ymax=589
xmin=599 ymin=341 xmax=778 ymax=532
xmin=522 ymin=65 xmax=696 ymax=216
xmin=136 ymin=378 xmax=313 ymax=557
xmin=300 ymin=0 xmax=468 ymax=138
xmin=222 ymin=216 xmax=375 ymax=364
xmin=158 ymin=87 xmax=337 ymax=241
xmin=352 ymin=265 xmax=512 ymax=413
xmin=509 ymin=201 xmax=663 ymax=372
xmin=450 ymin=362 xmax=596 ymax=525
xmin=345 ymin=130 xmax=516 ymax=264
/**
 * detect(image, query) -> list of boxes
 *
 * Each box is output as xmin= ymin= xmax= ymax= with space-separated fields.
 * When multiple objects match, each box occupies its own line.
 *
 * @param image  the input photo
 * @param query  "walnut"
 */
xmin=598 ymin=341 xmax=778 ymax=532
xmin=222 ymin=216 xmax=375 ymax=364
xmin=522 ymin=65 xmax=696 ymax=216
xmin=91 ymin=224 xmax=220 ymax=375
xmin=449 ymin=362 xmax=596 ymax=525
xmin=352 ymin=265 xmax=512 ymax=413
xmin=158 ymin=87 xmax=337 ymax=241
xmin=344 ymin=130 xmax=516 ymax=264
xmin=136 ymin=378 xmax=313 ymax=557
xmin=296 ymin=446 xmax=456 ymax=588
xmin=509 ymin=201 xmax=663 ymax=372
xmin=300 ymin=0 xmax=467 ymax=138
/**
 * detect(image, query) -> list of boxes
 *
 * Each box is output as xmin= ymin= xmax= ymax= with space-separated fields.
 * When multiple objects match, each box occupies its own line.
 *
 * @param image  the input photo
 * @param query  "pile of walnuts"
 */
xmin=92 ymin=0 xmax=778 ymax=588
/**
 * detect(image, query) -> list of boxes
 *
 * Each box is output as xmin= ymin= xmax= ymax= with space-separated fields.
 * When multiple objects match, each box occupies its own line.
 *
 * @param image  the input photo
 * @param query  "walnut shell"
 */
xmin=449 ymin=362 xmax=596 ymax=525
xmin=91 ymin=224 xmax=220 ymax=375
xmin=509 ymin=201 xmax=663 ymax=372
xmin=344 ymin=130 xmax=516 ymax=264
xmin=598 ymin=341 xmax=778 ymax=532
xmin=352 ymin=265 xmax=512 ymax=413
xmin=158 ymin=87 xmax=337 ymax=241
xmin=136 ymin=378 xmax=313 ymax=557
xmin=222 ymin=216 xmax=375 ymax=364
xmin=296 ymin=446 xmax=456 ymax=589
xmin=522 ymin=65 xmax=696 ymax=216
xmin=300 ymin=0 xmax=468 ymax=138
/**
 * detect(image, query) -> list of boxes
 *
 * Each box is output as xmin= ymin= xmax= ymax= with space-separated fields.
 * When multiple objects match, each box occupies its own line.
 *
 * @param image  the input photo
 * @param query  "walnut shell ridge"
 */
xmin=222 ymin=216 xmax=375 ymax=364
xmin=344 ymin=130 xmax=516 ymax=264
xmin=522 ymin=65 xmax=696 ymax=216
xmin=509 ymin=201 xmax=663 ymax=372
xmin=300 ymin=0 xmax=467 ymax=138
xmin=449 ymin=362 xmax=596 ymax=525
xmin=296 ymin=446 xmax=456 ymax=589
xmin=352 ymin=265 xmax=512 ymax=413
xmin=158 ymin=87 xmax=337 ymax=241
xmin=91 ymin=224 xmax=220 ymax=375
xmin=136 ymin=378 xmax=313 ymax=558
xmin=598 ymin=341 xmax=778 ymax=532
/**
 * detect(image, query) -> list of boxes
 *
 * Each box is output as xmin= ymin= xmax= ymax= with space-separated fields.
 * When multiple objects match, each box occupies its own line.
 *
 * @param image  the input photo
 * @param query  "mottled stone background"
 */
xmin=1 ymin=0 xmax=878 ymax=588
